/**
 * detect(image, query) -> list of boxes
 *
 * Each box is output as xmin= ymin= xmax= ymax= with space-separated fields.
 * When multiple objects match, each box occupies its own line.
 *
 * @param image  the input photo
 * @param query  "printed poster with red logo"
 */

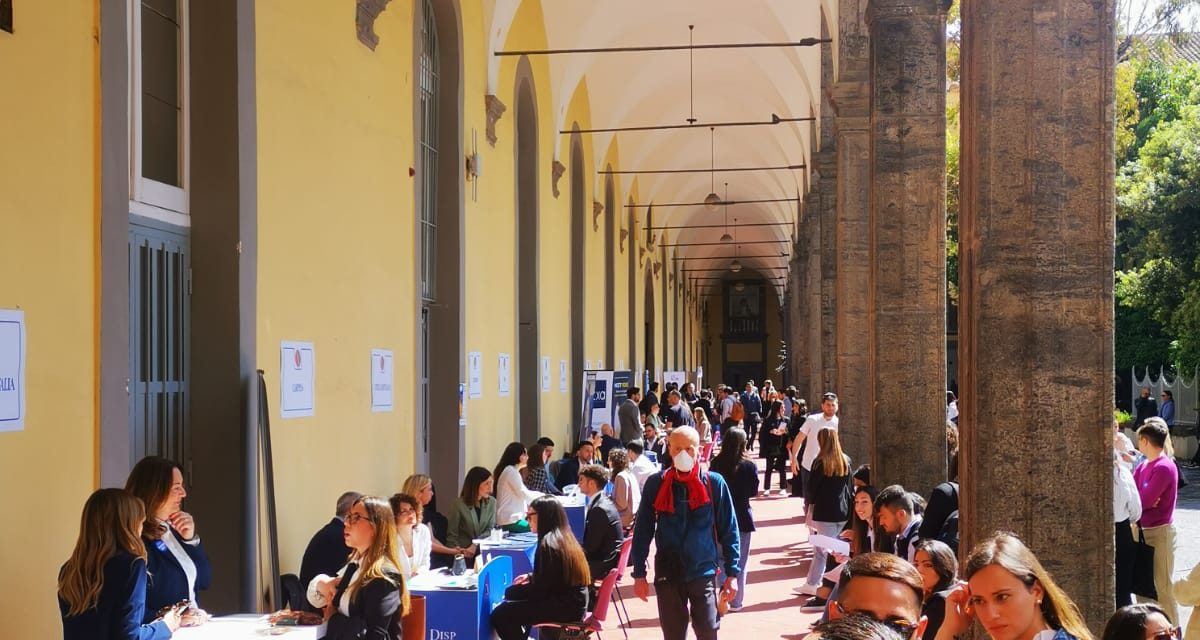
xmin=370 ymin=349 xmax=394 ymax=412
xmin=280 ymin=341 xmax=315 ymax=418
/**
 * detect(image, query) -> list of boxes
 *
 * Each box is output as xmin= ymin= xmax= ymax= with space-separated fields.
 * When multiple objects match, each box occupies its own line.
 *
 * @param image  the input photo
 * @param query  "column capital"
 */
xmin=829 ymin=81 xmax=870 ymax=120
xmin=865 ymin=0 xmax=951 ymax=24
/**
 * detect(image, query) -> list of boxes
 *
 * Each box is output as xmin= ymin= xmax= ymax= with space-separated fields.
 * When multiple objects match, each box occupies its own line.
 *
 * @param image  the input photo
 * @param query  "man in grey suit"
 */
xmin=619 ymin=387 xmax=644 ymax=445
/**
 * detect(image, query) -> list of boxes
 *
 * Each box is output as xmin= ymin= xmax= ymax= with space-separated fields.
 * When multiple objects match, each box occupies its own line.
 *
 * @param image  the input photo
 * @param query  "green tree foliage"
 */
xmin=1115 ymin=53 xmax=1200 ymax=371
xmin=945 ymin=0 xmax=960 ymax=308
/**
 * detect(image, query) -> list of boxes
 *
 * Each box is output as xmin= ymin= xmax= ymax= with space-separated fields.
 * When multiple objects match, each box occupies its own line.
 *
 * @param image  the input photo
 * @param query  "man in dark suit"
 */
xmin=299 ymin=491 xmax=361 ymax=610
xmin=639 ymin=382 xmax=660 ymax=416
xmin=578 ymin=464 xmax=624 ymax=582
xmin=554 ymin=440 xmax=595 ymax=489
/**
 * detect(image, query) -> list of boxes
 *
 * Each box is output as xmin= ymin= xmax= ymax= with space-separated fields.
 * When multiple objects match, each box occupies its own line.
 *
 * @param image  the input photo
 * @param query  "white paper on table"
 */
xmin=809 ymin=533 xmax=851 ymax=556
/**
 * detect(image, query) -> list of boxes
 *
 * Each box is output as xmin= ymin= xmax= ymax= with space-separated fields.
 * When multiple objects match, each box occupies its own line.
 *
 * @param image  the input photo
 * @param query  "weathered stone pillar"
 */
xmin=867 ymin=0 xmax=948 ymax=496
xmin=818 ymin=152 xmax=839 ymax=396
xmin=805 ymin=191 xmax=824 ymax=404
xmin=788 ymin=224 xmax=812 ymax=399
xmin=958 ymin=0 xmax=1114 ymax=625
xmin=831 ymin=81 xmax=872 ymax=465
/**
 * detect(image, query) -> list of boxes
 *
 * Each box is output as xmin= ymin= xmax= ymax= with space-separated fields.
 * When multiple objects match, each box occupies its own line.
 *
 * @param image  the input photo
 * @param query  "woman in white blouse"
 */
xmin=493 ymin=442 xmax=544 ymax=533
xmin=389 ymin=493 xmax=431 ymax=578
xmin=1113 ymin=453 xmax=1142 ymax=608
xmin=607 ymin=448 xmax=640 ymax=529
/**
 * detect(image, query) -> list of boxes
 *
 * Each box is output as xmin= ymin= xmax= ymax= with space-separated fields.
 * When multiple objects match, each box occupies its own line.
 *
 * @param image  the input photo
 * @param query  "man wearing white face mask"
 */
xmin=631 ymin=426 xmax=741 ymax=640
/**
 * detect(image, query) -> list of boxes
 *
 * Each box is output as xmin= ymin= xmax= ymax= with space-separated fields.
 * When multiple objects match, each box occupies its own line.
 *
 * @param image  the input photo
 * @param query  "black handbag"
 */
xmin=1132 ymin=528 xmax=1158 ymax=600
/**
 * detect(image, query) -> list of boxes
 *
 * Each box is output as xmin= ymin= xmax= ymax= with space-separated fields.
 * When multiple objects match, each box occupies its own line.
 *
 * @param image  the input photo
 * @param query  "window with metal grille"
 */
xmin=417 ymin=0 xmax=440 ymax=302
xmin=129 ymin=226 xmax=190 ymax=468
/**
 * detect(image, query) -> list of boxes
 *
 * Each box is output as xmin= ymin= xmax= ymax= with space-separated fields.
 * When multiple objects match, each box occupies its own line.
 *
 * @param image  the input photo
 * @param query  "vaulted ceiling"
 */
xmin=484 ymin=0 xmax=837 ymax=298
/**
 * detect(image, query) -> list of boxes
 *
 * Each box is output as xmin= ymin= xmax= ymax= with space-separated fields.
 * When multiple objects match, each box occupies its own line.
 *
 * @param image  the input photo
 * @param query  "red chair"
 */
xmin=610 ymin=537 xmax=634 ymax=635
xmin=532 ymin=566 xmax=620 ymax=639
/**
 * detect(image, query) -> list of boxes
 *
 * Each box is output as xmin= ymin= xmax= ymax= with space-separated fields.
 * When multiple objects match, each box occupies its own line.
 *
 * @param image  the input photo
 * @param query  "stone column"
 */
xmin=958 ymin=0 xmax=1114 ymax=625
xmin=788 ymin=220 xmax=812 ymax=399
xmin=818 ymin=151 xmax=839 ymax=396
xmin=867 ymin=0 xmax=948 ymax=496
xmin=831 ymin=81 xmax=872 ymax=465
xmin=805 ymin=191 xmax=824 ymax=404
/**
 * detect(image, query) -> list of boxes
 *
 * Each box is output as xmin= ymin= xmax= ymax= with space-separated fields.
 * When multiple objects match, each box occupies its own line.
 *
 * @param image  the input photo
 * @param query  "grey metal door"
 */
xmin=129 ymin=223 xmax=190 ymax=473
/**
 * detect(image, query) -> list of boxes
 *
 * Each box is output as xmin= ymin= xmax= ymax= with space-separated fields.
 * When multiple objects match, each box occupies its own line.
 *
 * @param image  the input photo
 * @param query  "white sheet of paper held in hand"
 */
xmin=809 ymin=533 xmax=851 ymax=556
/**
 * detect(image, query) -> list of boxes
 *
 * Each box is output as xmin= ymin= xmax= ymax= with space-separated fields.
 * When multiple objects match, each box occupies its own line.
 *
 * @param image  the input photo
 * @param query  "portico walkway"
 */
xmin=616 ymin=458 xmax=822 ymax=639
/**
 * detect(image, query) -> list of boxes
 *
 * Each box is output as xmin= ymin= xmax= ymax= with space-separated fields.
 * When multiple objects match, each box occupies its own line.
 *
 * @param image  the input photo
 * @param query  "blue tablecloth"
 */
xmin=409 ymin=556 xmax=513 ymax=640
xmin=481 ymin=536 xmax=537 ymax=575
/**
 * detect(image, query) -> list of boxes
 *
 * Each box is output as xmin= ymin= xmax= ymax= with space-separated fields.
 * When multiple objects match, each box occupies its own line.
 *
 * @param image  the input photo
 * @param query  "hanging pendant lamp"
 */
xmin=719 ymin=182 xmax=733 ymax=243
xmin=704 ymin=127 xmax=721 ymax=211
xmin=730 ymin=217 xmax=742 ymax=272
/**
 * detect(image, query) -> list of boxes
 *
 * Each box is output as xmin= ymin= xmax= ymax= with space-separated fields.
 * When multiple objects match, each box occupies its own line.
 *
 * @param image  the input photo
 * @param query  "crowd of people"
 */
xmin=57 ymin=378 xmax=1200 ymax=640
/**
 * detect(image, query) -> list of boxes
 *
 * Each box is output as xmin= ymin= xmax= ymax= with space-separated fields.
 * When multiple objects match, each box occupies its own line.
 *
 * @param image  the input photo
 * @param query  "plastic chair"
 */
xmin=609 ymin=537 xmax=634 ymax=636
xmin=533 ymin=567 xmax=620 ymax=639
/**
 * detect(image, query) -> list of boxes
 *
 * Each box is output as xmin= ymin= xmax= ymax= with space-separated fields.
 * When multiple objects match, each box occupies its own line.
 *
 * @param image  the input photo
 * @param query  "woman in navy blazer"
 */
xmin=125 ymin=456 xmax=212 ymax=624
xmin=59 ymin=488 xmax=180 ymax=640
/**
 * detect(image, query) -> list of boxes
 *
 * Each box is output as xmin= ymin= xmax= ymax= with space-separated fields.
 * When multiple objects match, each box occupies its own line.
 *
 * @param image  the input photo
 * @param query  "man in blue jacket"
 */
xmin=632 ymin=426 xmax=740 ymax=640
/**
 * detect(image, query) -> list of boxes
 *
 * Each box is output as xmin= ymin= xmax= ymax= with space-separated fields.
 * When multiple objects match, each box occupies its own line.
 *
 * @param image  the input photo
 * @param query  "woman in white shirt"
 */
xmin=389 ymin=493 xmax=431 ymax=578
xmin=1113 ymin=454 xmax=1142 ymax=608
xmin=493 ymin=442 xmax=544 ymax=533
xmin=607 ymin=448 xmax=641 ymax=529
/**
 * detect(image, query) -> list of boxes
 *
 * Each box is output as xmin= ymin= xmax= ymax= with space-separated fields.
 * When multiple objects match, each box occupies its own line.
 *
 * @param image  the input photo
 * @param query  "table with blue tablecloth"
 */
xmin=408 ymin=556 xmax=513 ymax=640
xmin=480 ymin=532 xmax=538 ymax=575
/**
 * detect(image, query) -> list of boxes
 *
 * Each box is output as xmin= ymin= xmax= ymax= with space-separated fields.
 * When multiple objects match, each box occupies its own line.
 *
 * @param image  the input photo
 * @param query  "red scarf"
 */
xmin=653 ymin=466 xmax=711 ymax=514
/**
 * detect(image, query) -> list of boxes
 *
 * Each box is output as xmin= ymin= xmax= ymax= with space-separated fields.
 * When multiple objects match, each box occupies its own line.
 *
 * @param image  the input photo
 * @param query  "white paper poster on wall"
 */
xmin=498 ymin=353 xmax=511 ymax=396
xmin=0 ymin=309 xmax=26 ymax=432
xmin=541 ymin=356 xmax=551 ymax=392
xmin=468 ymin=351 xmax=483 ymax=399
xmin=597 ymin=359 xmax=604 ymax=369
xmin=617 ymin=359 xmax=625 ymax=371
xmin=696 ymin=366 xmax=704 ymax=383
xmin=370 ymin=349 xmax=394 ymax=412
xmin=664 ymin=370 xmax=688 ymax=390
xmin=559 ymin=359 xmax=569 ymax=393
xmin=280 ymin=341 xmax=315 ymax=418
xmin=584 ymin=360 xmax=592 ymax=371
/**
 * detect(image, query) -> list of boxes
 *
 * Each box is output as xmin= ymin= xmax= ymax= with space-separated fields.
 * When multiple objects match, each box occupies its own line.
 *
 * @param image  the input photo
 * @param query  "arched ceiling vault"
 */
xmin=486 ymin=0 xmax=830 ymax=298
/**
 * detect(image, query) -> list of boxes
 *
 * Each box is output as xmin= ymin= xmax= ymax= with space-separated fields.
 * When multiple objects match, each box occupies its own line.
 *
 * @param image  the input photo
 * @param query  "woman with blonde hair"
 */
xmin=308 ymin=496 xmax=409 ymax=639
xmin=401 ymin=474 xmax=459 ymax=568
xmin=936 ymin=532 xmax=1093 ymax=640
xmin=798 ymin=428 xmax=853 ymax=600
xmin=59 ymin=488 xmax=181 ymax=639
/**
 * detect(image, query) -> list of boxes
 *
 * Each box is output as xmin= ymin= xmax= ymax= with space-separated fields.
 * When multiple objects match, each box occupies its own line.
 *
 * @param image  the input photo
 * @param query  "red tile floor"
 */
xmin=606 ymin=457 xmax=822 ymax=639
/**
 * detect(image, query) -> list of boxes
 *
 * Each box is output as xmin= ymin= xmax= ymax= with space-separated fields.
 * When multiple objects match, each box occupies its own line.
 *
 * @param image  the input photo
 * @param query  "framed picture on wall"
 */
xmin=728 ymin=285 xmax=760 ymax=320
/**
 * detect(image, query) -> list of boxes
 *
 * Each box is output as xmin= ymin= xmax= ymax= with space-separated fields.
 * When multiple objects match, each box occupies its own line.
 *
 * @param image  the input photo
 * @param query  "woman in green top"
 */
xmin=446 ymin=467 xmax=496 ymax=562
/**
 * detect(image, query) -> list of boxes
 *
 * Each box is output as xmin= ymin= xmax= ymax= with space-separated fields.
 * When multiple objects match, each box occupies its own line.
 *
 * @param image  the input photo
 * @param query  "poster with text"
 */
xmin=498 ymin=353 xmax=511 ymax=396
xmin=586 ymin=369 xmax=614 ymax=433
xmin=664 ymin=370 xmax=688 ymax=390
xmin=280 ymin=341 xmax=316 ymax=418
xmin=559 ymin=359 xmax=569 ymax=393
xmin=370 ymin=349 xmax=394 ymax=412
xmin=468 ymin=351 xmax=483 ymax=398
xmin=541 ymin=356 xmax=551 ymax=392
xmin=0 ymin=309 xmax=26 ymax=432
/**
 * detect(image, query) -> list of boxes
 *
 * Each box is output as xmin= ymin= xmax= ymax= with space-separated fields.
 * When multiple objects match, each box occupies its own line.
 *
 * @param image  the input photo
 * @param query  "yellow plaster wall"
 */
xmin=253 ymin=1 xmax=418 ymax=575
xmin=0 ymin=5 xmax=98 ymax=637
